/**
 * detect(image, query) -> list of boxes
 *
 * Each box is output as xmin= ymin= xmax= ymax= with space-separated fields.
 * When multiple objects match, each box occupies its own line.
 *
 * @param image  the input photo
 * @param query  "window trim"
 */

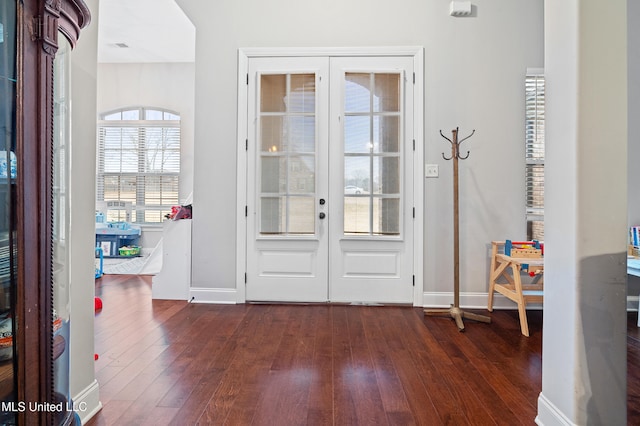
xmin=96 ymin=107 xmax=181 ymax=225
xmin=525 ymin=69 xmax=545 ymax=240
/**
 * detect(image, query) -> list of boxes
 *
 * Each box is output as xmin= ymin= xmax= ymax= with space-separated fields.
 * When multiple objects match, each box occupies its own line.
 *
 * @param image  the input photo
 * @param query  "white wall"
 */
xmin=175 ymin=0 xmax=544 ymax=299
xmin=538 ymin=0 xmax=627 ymax=424
xmin=630 ymin=1 xmax=640 ymax=227
xmin=69 ymin=0 xmax=101 ymax=421
xmin=628 ymin=0 xmax=640 ymax=297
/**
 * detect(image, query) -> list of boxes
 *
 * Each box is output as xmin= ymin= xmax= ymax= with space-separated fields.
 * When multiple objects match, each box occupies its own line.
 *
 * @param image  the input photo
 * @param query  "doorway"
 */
xmin=237 ymin=48 xmax=424 ymax=305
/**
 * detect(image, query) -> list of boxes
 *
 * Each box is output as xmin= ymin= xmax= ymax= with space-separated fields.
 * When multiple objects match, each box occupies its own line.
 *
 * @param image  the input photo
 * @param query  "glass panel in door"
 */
xmin=259 ymin=73 xmax=316 ymax=235
xmin=343 ymin=72 xmax=402 ymax=236
xmin=0 ymin=3 xmax=17 ymax=423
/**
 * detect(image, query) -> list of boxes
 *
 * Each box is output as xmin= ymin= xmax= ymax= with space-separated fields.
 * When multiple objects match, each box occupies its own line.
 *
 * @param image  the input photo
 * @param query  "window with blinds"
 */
xmin=525 ymin=72 xmax=545 ymax=241
xmin=97 ymin=107 xmax=180 ymax=224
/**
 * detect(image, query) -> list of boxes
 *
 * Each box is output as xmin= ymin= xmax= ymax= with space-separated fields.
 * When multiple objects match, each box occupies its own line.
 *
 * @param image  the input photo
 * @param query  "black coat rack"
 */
xmin=424 ymin=128 xmax=491 ymax=331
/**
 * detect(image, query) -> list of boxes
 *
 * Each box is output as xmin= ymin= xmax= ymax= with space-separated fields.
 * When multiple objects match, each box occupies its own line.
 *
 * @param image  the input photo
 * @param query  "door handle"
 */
xmin=319 ymin=212 xmax=326 ymax=219
xmin=319 ymin=198 xmax=326 ymax=205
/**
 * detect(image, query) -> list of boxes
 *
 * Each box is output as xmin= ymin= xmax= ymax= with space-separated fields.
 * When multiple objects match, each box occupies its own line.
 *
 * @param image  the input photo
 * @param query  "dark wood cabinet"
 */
xmin=0 ymin=0 xmax=89 ymax=424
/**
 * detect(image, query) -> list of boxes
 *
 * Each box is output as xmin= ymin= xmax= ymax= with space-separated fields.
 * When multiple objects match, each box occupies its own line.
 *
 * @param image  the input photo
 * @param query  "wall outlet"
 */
xmin=426 ymin=164 xmax=439 ymax=178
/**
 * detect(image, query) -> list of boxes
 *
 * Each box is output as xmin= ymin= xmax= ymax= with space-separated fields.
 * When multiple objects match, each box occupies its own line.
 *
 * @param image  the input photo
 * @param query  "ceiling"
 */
xmin=98 ymin=0 xmax=195 ymax=63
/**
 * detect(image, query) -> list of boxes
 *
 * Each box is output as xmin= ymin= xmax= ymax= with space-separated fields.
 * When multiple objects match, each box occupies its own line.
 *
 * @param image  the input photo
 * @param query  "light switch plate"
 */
xmin=426 ymin=164 xmax=439 ymax=178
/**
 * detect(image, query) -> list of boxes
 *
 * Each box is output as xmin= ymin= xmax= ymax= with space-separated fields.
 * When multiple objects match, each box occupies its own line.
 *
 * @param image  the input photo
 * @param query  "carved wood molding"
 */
xmin=37 ymin=0 xmax=90 ymax=56
xmin=59 ymin=0 xmax=91 ymax=48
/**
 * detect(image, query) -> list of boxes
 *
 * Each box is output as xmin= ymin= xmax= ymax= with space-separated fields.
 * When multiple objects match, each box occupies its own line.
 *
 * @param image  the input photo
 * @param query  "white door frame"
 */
xmin=236 ymin=46 xmax=424 ymax=306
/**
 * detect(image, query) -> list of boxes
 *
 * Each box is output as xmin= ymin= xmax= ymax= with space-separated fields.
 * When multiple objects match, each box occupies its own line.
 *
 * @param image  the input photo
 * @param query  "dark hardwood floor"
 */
xmin=86 ymin=275 xmax=640 ymax=425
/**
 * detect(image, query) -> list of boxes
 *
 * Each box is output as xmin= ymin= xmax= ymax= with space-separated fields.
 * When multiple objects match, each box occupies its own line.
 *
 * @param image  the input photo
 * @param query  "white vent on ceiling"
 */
xmin=450 ymin=1 xmax=472 ymax=17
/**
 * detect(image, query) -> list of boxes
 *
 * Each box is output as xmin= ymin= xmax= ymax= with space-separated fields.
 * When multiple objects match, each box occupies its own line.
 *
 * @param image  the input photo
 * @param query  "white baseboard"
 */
xmin=422 ymin=291 xmax=543 ymax=310
xmin=423 ymin=292 xmax=640 ymax=311
xmin=72 ymin=379 xmax=102 ymax=425
xmin=184 ymin=288 xmax=640 ymax=309
xmin=189 ymin=287 xmax=238 ymax=304
xmin=535 ymin=392 xmax=576 ymax=426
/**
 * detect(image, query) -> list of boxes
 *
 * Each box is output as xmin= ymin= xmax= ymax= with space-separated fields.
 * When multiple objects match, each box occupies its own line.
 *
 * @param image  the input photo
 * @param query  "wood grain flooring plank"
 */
xmin=219 ymin=305 xmax=313 ymax=425
xmin=156 ymin=306 xmax=249 ymax=412
xmin=360 ymin=307 xmax=416 ymax=418
xmin=370 ymin=308 xmax=441 ymax=424
xmin=331 ymin=305 xmax=360 ymax=426
xmin=195 ymin=305 xmax=284 ymax=424
xmin=397 ymin=309 xmax=467 ymax=424
xmin=304 ymin=306 xmax=334 ymax=425
xmin=86 ymin=276 xmax=640 ymax=426
xmin=342 ymin=306 xmax=388 ymax=425
xmin=425 ymin=312 xmax=539 ymax=424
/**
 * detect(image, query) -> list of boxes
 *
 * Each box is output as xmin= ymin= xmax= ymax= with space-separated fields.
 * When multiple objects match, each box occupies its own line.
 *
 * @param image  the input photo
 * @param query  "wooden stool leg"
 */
xmin=511 ymin=263 xmax=530 ymax=337
xmin=488 ymin=260 xmax=509 ymax=312
xmin=487 ymin=242 xmax=498 ymax=311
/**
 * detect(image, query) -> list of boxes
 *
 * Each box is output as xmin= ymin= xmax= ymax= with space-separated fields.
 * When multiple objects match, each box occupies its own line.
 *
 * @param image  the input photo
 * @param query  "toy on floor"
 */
xmin=94 ymin=297 xmax=102 ymax=312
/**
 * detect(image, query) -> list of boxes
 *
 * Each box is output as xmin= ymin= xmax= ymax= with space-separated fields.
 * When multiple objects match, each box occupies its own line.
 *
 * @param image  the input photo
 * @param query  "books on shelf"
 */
xmin=631 ymin=226 xmax=640 ymax=247
xmin=629 ymin=226 xmax=640 ymax=257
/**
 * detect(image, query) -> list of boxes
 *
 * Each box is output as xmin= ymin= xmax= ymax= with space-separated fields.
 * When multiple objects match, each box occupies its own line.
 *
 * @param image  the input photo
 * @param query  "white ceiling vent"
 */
xmin=450 ymin=1 xmax=472 ymax=17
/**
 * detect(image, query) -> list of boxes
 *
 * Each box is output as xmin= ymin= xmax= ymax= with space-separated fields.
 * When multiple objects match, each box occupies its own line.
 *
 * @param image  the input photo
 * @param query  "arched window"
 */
xmin=97 ymin=107 xmax=181 ymax=224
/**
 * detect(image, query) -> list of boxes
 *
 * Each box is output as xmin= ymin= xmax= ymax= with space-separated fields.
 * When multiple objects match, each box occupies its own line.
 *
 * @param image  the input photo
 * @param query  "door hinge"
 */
xmin=413 ymin=207 xmax=415 ymax=218
xmin=413 ymin=72 xmax=415 ymax=84
xmin=413 ymin=139 xmax=415 ymax=151
xmin=246 ymin=139 xmax=248 ymax=151
xmin=247 ymin=73 xmax=249 ymax=85
xmin=245 ymin=205 xmax=248 ymax=217
xmin=244 ymin=273 xmax=247 ymax=284
xmin=413 ymin=275 xmax=415 ymax=287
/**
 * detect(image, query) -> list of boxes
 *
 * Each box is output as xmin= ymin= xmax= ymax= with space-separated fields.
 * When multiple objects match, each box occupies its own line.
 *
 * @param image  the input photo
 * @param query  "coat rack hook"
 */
xmin=456 ymin=129 xmax=475 ymax=160
xmin=458 ymin=129 xmax=475 ymax=145
xmin=439 ymin=130 xmax=453 ymax=144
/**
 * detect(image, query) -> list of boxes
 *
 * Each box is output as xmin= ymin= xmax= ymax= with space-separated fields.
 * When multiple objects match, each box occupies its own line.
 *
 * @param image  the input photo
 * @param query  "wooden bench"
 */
xmin=488 ymin=241 xmax=544 ymax=336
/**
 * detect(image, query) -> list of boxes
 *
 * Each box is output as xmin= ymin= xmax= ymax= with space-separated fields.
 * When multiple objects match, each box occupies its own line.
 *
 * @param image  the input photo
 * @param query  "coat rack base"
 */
xmin=424 ymin=305 xmax=491 ymax=332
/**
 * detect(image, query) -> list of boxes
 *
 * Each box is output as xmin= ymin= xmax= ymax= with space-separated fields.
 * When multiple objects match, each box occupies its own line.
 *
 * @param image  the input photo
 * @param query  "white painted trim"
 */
xmin=236 ymin=47 xmax=425 ymax=306
xmin=240 ymin=46 xmax=424 ymax=58
xmin=412 ymin=48 xmax=425 ymax=306
xmin=190 ymin=287 xmax=238 ymax=304
xmin=72 ymin=379 xmax=102 ymax=425
xmin=535 ymin=392 xmax=577 ymax=426
xmin=527 ymin=67 xmax=545 ymax=75
xmin=423 ymin=291 xmax=543 ymax=310
xmin=236 ymin=50 xmax=249 ymax=304
xmin=423 ymin=292 xmax=640 ymax=312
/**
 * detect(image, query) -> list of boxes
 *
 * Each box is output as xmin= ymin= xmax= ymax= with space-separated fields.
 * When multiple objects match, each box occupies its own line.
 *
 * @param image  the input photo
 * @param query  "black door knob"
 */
xmin=319 ymin=212 xmax=326 ymax=219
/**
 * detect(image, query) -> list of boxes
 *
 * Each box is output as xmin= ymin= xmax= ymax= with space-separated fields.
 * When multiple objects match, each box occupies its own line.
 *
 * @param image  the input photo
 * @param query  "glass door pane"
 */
xmin=0 ymin=2 xmax=17 ymax=423
xmin=52 ymin=36 xmax=73 ymax=426
xmin=259 ymin=73 xmax=316 ymax=235
xmin=343 ymin=72 xmax=402 ymax=235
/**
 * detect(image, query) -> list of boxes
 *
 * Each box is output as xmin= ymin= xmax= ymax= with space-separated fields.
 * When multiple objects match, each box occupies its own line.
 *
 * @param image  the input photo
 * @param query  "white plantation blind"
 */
xmin=525 ymin=72 xmax=544 ymax=240
xmin=97 ymin=108 xmax=180 ymax=224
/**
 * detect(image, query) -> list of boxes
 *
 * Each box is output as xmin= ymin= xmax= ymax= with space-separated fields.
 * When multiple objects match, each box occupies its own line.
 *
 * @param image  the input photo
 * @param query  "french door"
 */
xmin=245 ymin=54 xmax=417 ymax=303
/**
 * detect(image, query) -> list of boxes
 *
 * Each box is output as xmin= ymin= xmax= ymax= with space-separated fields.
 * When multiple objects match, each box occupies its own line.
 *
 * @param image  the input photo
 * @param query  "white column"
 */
xmin=538 ymin=1 xmax=627 ymax=425
xmin=69 ymin=0 xmax=102 ymax=422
